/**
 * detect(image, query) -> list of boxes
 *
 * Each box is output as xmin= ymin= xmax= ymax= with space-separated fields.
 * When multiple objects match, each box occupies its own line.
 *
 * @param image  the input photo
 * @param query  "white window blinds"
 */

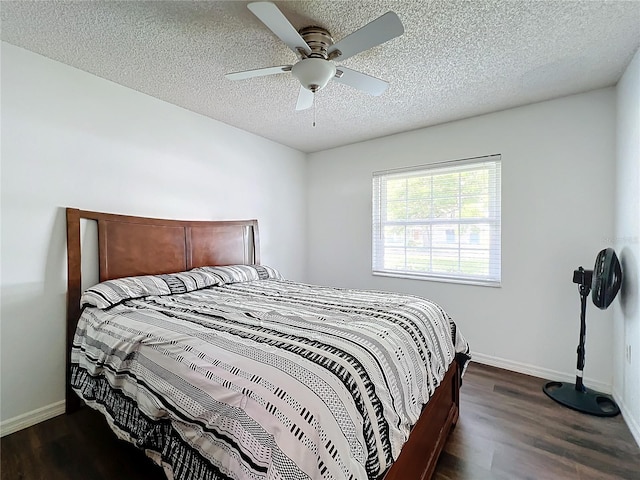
xmin=372 ymin=155 xmax=501 ymax=286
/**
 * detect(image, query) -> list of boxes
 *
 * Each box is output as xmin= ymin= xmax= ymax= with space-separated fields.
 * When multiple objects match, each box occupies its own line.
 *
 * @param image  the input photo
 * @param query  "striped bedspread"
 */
xmin=71 ymin=266 xmax=470 ymax=480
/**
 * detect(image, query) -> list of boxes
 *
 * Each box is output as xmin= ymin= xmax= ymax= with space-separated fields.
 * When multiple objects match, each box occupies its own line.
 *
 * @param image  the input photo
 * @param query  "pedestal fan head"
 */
xmin=592 ymin=248 xmax=622 ymax=310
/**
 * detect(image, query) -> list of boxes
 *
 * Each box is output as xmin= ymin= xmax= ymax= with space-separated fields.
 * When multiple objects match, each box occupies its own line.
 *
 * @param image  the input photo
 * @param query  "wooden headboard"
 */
xmin=65 ymin=208 xmax=260 ymax=412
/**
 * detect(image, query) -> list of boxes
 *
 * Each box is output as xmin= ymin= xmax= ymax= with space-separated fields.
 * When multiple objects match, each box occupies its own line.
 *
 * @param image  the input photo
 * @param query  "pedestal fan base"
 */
xmin=543 ymin=381 xmax=620 ymax=417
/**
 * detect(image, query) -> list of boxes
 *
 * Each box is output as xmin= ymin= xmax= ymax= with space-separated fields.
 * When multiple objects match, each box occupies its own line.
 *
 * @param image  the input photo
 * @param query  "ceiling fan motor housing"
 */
xmin=298 ymin=26 xmax=334 ymax=59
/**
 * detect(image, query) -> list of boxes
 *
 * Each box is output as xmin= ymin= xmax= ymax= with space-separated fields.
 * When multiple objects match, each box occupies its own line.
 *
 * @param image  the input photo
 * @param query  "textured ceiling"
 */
xmin=2 ymin=1 xmax=639 ymax=153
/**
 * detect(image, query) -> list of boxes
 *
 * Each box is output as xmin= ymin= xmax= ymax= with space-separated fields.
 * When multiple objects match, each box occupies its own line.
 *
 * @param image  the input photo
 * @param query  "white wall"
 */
xmin=0 ymin=43 xmax=307 ymax=428
xmin=307 ymin=89 xmax=617 ymax=391
xmin=614 ymin=47 xmax=640 ymax=446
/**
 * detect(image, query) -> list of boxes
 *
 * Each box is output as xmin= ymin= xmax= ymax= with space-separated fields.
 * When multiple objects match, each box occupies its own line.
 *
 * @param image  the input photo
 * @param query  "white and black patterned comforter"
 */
xmin=71 ymin=266 xmax=470 ymax=480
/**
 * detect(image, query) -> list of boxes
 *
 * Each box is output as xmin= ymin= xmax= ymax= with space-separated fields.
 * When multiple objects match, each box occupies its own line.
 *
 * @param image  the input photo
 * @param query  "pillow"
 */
xmin=81 ymin=270 xmax=221 ymax=309
xmin=193 ymin=265 xmax=284 ymax=285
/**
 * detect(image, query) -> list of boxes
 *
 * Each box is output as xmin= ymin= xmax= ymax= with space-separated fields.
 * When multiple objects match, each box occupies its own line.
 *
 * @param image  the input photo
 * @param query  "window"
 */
xmin=372 ymin=155 xmax=501 ymax=286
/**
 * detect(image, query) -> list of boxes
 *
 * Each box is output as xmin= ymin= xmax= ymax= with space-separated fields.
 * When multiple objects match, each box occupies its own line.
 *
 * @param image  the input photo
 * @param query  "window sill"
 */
xmin=372 ymin=270 xmax=501 ymax=287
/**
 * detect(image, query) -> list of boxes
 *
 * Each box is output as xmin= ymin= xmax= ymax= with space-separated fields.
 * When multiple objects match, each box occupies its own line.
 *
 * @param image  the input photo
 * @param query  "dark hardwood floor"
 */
xmin=2 ymin=362 xmax=639 ymax=479
xmin=435 ymin=363 xmax=639 ymax=479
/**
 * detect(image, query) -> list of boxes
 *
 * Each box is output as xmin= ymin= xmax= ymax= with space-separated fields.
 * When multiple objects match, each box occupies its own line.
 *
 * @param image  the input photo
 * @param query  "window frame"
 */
xmin=372 ymin=154 xmax=502 ymax=287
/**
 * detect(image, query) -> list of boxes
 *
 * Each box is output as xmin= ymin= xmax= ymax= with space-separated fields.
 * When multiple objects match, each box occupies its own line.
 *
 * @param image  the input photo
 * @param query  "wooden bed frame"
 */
xmin=65 ymin=207 xmax=461 ymax=480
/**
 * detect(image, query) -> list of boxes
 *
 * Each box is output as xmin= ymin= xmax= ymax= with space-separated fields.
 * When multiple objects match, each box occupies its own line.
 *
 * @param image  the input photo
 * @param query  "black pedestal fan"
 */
xmin=543 ymin=248 xmax=623 ymax=417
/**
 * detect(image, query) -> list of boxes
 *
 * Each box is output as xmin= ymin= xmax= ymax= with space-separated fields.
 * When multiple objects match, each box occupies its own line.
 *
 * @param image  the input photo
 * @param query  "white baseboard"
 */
xmin=0 ymin=400 xmax=65 ymax=437
xmin=613 ymin=388 xmax=640 ymax=448
xmin=471 ymin=352 xmax=612 ymax=394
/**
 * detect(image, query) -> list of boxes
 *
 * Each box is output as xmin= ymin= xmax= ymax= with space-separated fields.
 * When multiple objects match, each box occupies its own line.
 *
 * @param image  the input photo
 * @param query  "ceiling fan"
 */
xmin=225 ymin=2 xmax=404 ymax=111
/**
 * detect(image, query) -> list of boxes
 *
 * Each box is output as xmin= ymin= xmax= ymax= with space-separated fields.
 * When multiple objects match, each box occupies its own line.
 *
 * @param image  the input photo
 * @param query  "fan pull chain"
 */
xmin=313 ymin=93 xmax=316 ymax=127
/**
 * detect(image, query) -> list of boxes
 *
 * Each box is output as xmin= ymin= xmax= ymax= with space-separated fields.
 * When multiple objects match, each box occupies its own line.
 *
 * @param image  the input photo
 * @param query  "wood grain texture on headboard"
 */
xmin=65 ymin=208 xmax=260 ymax=412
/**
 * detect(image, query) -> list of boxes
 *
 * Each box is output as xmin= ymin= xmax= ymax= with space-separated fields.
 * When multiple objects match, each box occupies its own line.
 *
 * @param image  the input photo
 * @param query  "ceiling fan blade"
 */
xmin=248 ymin=2 xmax=312 ymax=56
xmin=334 ymin=67 xmax=388 ymax=96
xmin=225 ymin=65 xmax=292 ymax=81
xmin=295 ymin=86 xmax=314 ymax=111
xmin=328 ymin=11 xmax=404 ymax=62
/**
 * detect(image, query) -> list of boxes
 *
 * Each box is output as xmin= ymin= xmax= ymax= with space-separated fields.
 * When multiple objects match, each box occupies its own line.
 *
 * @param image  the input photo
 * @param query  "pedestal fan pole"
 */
xmin=575 ymin=281 xmax=590 ymax=392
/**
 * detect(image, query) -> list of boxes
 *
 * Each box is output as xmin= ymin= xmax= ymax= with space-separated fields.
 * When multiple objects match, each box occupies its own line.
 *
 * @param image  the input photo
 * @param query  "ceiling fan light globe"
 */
xmin=291 ymin=58 xmax=336 ymax=91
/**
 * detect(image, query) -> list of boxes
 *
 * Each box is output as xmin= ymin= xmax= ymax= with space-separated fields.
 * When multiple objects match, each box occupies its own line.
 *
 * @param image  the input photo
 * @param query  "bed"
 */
xmin=65 ymin=208 xmax=470 ymax=480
